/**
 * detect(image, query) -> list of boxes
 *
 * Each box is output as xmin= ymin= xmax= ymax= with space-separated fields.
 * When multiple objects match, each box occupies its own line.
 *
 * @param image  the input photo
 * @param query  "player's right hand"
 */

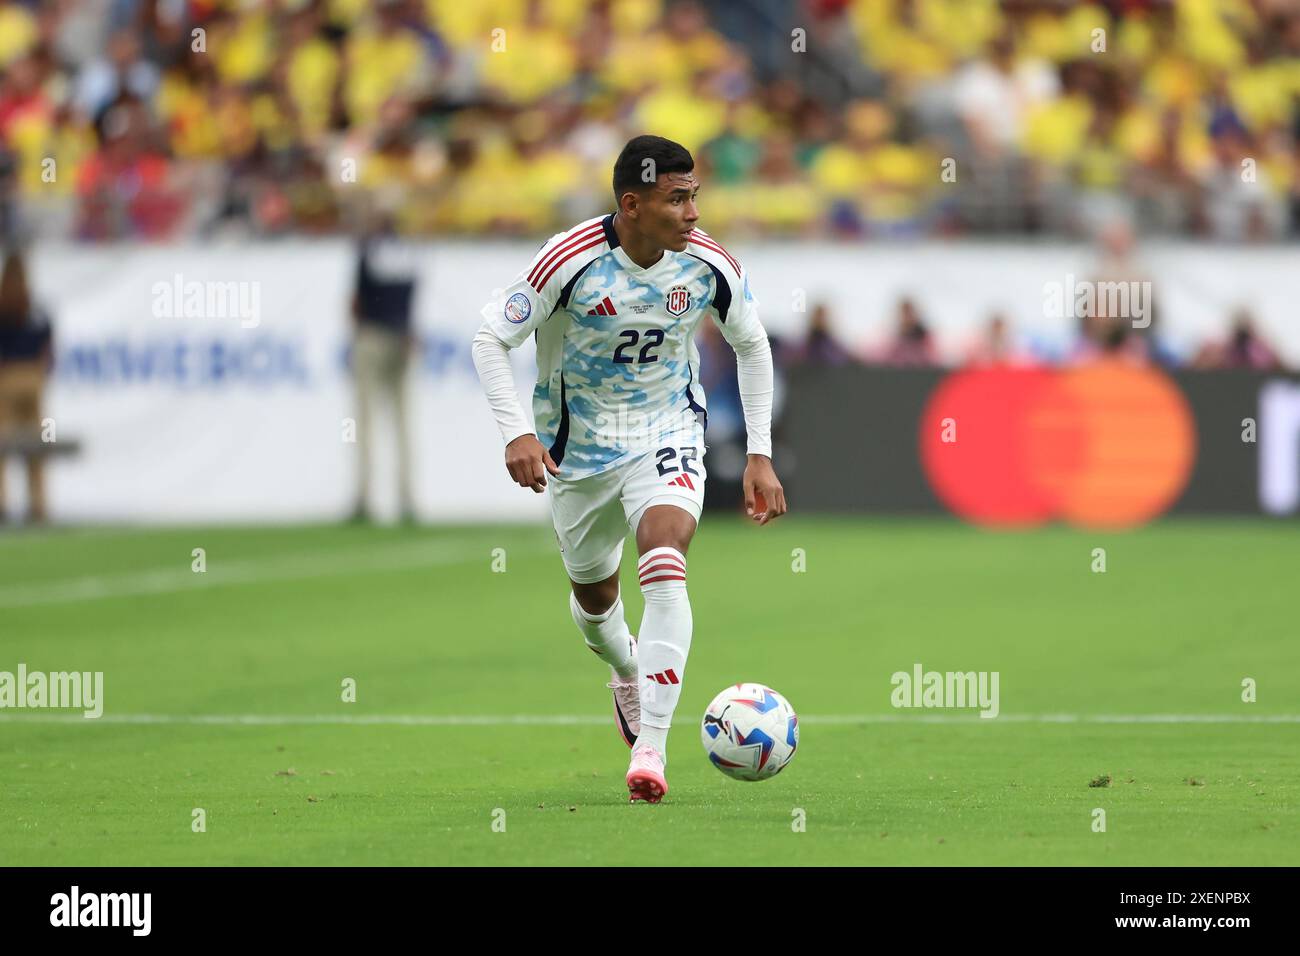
xmin=505 ymin=434 xmax=560 ymax=493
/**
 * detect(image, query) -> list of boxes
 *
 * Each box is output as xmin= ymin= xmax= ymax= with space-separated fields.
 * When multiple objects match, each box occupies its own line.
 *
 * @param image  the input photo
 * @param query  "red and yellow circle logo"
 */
xmin=920 ymin=363 xmax=1197 ymax=529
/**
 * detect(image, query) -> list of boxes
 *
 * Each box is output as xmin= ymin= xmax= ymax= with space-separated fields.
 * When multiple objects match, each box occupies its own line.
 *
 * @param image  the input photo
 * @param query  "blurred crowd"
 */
xmin=775 ymin=298 xmax=1291 ymax=370
xmin=771 ymin=222 xmax=1292 ymax=372
xmin=0 ymin=0 xmax=1297 ymax=241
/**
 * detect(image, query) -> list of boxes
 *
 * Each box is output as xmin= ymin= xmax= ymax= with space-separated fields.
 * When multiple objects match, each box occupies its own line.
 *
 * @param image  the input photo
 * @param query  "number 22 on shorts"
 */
xmin=655 ymin=446 xmax=700 ymax=477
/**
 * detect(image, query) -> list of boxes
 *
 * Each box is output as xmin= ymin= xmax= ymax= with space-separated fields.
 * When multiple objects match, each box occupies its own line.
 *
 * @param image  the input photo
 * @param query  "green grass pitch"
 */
xmin=0 ymin=517 xmax=1296 ymax=865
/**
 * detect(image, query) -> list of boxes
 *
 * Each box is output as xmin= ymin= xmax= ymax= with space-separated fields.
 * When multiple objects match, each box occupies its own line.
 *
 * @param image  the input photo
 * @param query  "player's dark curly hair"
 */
xmin=612 ymin=135 xmax=694 ymax=204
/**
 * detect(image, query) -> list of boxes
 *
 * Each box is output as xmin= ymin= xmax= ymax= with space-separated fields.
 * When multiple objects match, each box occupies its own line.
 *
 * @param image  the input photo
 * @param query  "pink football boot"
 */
xmin=626 ymin=745 xmax=668 ymax=803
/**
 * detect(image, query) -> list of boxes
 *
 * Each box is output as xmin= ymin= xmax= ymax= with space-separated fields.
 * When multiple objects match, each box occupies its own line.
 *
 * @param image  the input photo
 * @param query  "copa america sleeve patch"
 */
xmin=504 ymin=292 xmax=532 ymax=324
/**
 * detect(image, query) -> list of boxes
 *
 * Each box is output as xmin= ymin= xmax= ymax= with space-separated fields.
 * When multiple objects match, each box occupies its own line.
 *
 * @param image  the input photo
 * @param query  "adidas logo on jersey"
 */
xmin=587 ymin=296 xmax=618 ymax=316
xmin=667 ymin=474 xmax=695 ymax=490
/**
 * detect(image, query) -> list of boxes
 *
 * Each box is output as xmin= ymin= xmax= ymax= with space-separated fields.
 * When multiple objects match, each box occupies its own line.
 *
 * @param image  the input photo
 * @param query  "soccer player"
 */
xmin=471 ymin=135 xmax=787 ymax=803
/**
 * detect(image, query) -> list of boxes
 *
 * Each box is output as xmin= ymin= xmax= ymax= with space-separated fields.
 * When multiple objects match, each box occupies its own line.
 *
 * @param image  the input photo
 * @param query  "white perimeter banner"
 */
xmin=23 ymin=240 xmax=1300 ymax=524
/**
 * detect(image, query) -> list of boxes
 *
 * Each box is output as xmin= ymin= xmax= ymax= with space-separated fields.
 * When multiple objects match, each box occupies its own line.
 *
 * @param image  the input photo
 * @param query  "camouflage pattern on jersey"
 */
xmin=482 ymin=215 xmax=765 ymax=480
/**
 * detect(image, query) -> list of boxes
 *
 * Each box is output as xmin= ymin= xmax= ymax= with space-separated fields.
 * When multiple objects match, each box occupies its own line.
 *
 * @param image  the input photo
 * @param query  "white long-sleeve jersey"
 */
xmin=472 ymin=213 xmax=773 ymax=480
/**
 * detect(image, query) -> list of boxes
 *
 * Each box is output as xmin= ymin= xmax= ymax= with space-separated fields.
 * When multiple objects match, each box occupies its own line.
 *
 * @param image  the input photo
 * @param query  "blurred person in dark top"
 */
xmin=1069 ymin=312 xmax=1145 ymax=365
xmin=1071 ymin=218 xmax=1174 ymax=366
xmin=964 ymin=313 xmax=1036 ymax=368
xmin=0 ymin=249 xmax=53 ymax=525
xmin=1192 ymin=310 xmax=1286 ymax=371
xmin=874 ymin=297 xmax=940 ymax=366
xmin=785 ymin=302 xmax=856 ymax=366
xmin=1129 ymin=307 xmax=1181 ymax=370
xmin=0 ymin=147 xmax=18 ymax=243
xmin=351 ymin=212 xmax=419 ymax=523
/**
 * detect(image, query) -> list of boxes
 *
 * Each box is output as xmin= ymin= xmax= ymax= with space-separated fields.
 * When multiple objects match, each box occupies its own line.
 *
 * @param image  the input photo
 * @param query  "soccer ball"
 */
xmin=700 ymin=683 xmax=799 ymax=780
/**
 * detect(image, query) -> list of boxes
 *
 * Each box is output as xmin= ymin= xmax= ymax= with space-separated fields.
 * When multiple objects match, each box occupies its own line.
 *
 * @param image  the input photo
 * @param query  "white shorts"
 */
xmin=548 ymin=431 xmax=707 ymax=584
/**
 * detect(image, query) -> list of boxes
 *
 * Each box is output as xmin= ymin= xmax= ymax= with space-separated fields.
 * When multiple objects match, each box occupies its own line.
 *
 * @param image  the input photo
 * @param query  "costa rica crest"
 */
xmin=665 ymin=285 xmax=691 ymax=316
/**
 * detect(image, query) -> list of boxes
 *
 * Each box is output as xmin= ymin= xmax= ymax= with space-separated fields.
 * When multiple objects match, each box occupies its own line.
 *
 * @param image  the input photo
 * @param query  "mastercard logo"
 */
xmin=920 ymin=363 xmax=1197 ymax=529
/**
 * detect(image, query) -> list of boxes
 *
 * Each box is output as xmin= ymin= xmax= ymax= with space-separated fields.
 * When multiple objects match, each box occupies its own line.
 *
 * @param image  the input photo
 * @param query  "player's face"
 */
xmin=647 ymin=172 xmax=700 ymax=252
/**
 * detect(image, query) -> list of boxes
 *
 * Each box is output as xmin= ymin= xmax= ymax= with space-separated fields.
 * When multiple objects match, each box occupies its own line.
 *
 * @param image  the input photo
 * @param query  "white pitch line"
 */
xmin=1 ymin=713 xmax=1298 ymax=726
xmin=0 ymin=538 xmax=546 ymax=608
xmin=804 ymin=713 xmax=1300 ymax=725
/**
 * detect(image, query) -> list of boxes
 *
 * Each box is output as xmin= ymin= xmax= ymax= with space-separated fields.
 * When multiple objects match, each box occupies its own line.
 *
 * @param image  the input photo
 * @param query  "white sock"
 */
xmin=570 ymin=591 xmax=637 ymax=679
xmin=636 ymin=724 xmax=668 ymax=755
xmin=636 ymin=547 xmax=692 ymax=760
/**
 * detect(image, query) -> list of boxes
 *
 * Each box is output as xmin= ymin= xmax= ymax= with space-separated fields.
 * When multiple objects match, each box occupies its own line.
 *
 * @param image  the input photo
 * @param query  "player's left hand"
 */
xmin=743 ymin=454 xmax=787 ymax=526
